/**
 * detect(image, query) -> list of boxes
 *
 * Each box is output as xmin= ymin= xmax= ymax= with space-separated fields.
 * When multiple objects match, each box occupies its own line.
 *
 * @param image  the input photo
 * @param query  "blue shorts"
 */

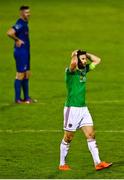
xmin=14 ymin=48 xmax=30 ymax=72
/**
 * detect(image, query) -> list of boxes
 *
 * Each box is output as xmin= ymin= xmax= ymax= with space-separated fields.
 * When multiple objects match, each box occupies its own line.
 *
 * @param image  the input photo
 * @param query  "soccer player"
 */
xmin=7 ymin=5 xmax=32 ymax=103
xmin=59 ymin=50 xmax=112 ymax=171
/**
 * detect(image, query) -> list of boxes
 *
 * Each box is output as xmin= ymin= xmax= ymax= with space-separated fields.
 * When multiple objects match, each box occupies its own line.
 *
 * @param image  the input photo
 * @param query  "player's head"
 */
xmin=77 ymin=50 xmax=87 ymax=69
xmin=20 ymin=5 xmax=30 ymax=21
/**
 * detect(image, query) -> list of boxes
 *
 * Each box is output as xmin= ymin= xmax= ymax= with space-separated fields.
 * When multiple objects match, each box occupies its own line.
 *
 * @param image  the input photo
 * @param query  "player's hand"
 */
xmin=71 ymin=50 xmax=78 ymax=57
xmin=15 ymin=39 xmax=24 ymax=47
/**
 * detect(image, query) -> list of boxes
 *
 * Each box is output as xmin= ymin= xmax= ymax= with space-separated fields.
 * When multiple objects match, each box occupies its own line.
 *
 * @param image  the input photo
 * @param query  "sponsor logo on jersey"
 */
xmin=80 ymin=76 xmax=86 ymax=82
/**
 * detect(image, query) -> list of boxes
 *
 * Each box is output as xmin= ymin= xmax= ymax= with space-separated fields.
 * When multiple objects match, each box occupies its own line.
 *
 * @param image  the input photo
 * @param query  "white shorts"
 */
xmin=64 ymin=106 xmax=93 ymax=131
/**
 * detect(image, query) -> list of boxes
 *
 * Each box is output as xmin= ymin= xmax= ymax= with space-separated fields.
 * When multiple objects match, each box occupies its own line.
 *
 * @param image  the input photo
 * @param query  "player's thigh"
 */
xmin=26 ymin=52 xmax=30 ymax=76
xmin=14 ymin=49 xmax=29 ymax=73
xmin=80 ymin=107 xmax=95 ymax=139
xmin=81 ymin=126 xmax=95 ymax=139
xmin=27 ymin=54 xmax=30 ymax=68
xmin=64 ymin=107 xmax=82 ymax=131
xmin=79 ymin=107 xmax=93 ymax=127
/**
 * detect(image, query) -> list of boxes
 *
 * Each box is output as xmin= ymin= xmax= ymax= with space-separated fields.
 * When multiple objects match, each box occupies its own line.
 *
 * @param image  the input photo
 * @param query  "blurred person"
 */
xmin=59 ymin=50 xmax=112 ymax=171
xmin=7 ymin=5 xmax=32 ymax=104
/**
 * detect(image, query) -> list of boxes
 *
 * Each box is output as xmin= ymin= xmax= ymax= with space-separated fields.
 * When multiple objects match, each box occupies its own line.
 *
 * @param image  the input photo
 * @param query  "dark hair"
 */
xmin=77 ymin=50 xmax=86 ymax=57
xmin=77 ymin=50 xmax=87 ymax=69
xmin=20 ymin=5 xmax=30 ymax=11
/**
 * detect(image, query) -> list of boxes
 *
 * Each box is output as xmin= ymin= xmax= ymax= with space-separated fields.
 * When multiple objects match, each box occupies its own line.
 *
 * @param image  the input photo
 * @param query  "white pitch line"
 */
xmin=97 ymin=130 xmax=124 ymax=133
xmin=0 ymin=129 xmax=124 ymax=133
xmin=88 ymin=100 xmax=124 ymax=104
xmin=0 ymin=99 xmax=124 ymax=107
xmin=0 ymin=129 xmax=62 ymax=133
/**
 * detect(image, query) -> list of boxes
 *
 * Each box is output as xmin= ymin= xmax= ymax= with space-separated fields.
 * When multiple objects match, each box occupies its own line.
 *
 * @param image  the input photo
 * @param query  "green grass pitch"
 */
xmin=0 ymin=0 xmax=124 ymax=178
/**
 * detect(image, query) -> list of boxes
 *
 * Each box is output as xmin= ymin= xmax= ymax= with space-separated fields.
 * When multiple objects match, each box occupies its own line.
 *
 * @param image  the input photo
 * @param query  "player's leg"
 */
xmin=22 ymin=52 xmax=31 ymax=103
xmin=81 ymin=126 xmax=112 ymax=170
xmin=14 ymin=49 xmax=26 ymax=103
xmin=59 ymin=130 xmax=74 ymax=170
xmin=81 ymin=125 xmax=101 ymax=165
xmin=80 ymin=107 xmax=112 ymax=170
xmin=14 ymin=72 xmax=25 ymax=103
xmin=22 ymin=70 xmax=31 ymax=102
xmin=59 ymin=107 xmax=79 ymax=170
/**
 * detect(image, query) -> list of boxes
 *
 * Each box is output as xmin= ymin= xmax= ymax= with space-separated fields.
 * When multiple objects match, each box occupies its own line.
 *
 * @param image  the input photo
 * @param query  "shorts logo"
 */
xmin=68 ymin=124 xmax=72 ymax=128
xmin=24 ymin=65 xmax=27 ymax=70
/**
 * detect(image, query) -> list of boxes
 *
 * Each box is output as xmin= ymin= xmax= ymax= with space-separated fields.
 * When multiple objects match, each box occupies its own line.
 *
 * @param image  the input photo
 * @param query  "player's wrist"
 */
xmin=89 ymin=62 xmax=96 ymax=70
xmin=14 ymin=37 xmax=20 ymax=42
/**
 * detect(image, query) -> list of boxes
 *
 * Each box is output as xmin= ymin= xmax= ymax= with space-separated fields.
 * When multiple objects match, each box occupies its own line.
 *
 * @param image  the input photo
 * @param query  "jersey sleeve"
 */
xmin=65 ymin=67 xmax=70 ymax=74
xmin=12 ymin=21 xmax=23 ymax=33
xmin=65 ymin=67 xmax=75 ymax=75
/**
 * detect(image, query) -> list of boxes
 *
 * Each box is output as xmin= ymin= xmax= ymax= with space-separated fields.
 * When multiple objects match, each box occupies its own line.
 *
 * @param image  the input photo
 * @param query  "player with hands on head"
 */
xmin=59 ymin=49 xmax=112 ymax=171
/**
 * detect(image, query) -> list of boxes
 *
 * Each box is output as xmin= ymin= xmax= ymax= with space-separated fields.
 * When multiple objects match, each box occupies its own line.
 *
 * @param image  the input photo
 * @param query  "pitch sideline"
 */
xmin=0 ymin=129 xmax=124 ymax=133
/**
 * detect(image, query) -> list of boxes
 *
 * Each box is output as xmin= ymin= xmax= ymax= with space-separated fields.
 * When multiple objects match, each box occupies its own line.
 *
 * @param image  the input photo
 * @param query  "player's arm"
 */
xmin=86 ymin=53 xmax=101 ymax=70
xmin=69 ymin=50 xmax=78 ymax=72
xmin=7 ymin=28 xmax=24 ymax=47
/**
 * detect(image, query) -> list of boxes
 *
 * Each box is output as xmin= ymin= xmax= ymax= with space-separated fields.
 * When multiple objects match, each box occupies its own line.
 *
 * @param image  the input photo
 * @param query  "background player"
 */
xmin=59 ymin=50 xmax=112 ymax=171
xmin=7 ymin=5 xmax=32 ymax=103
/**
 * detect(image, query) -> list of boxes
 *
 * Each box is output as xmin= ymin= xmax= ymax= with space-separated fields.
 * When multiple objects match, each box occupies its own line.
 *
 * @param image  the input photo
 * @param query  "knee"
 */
xmin=64 ymin=133 xmax=74 ymax=143
xmin=85 ymin=131 xmax=95 ymax=139
xmin=26 ymin=71 xmax=31 ymax=79
xmin=16 ymin=73 xmax=25 ymax=80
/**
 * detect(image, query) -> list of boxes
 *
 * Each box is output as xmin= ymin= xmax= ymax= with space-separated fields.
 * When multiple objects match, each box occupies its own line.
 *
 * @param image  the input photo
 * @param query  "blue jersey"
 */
xmin=12 ymin=18 xmax=30 ymax=51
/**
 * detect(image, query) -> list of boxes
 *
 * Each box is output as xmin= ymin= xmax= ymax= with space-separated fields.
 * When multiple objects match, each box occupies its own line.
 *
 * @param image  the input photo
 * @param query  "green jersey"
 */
xmin=65 ymin=65 xmax=90 ymax=107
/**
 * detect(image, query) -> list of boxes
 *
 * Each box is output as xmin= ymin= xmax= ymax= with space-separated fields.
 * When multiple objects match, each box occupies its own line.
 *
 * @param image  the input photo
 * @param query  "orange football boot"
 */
xmin=59 ymin=164 xmax=71 ymax=171
xmin=95 ymin=161 xmax=112 ymax=170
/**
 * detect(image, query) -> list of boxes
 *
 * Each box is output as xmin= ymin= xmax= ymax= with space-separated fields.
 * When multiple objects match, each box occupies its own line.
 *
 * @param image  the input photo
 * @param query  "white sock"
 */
xmin=87 ymin=139 xmax=101 ymax=165
xmin=60 ymin=139 xmax=70 ymax=166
